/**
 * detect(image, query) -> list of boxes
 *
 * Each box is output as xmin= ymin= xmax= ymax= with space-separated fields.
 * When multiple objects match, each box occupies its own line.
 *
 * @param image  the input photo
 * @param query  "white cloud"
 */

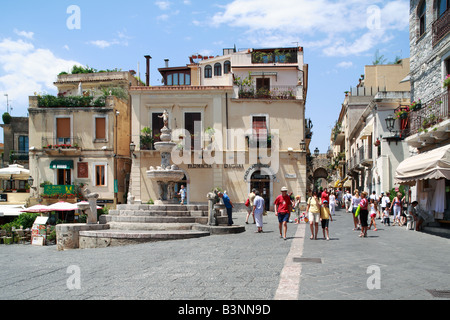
xmin=337 ymin=61 xmax=353 ymax=69
xmin=88 ymin=31 xmax=131 ymax=49
xmin=13 ymin=29 xmax=34 ymax=40
xmin=155 ymin=1 xmax=171 ymax=10
xmin=208 ymin=0 xmax=409 ymax=56
xmin=0 ymin=38 xmax=82 ymax=116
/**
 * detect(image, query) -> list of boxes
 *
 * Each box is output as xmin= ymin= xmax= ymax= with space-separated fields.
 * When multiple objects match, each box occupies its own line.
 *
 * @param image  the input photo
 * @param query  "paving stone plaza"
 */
xmin=1 ymin=206 xmax=450 ymax=302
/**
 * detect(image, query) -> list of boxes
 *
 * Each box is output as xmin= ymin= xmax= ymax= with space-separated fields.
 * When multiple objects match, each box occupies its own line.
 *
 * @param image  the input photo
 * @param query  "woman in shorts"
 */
xmin=306 ymin=190 xmax=321 ymax=240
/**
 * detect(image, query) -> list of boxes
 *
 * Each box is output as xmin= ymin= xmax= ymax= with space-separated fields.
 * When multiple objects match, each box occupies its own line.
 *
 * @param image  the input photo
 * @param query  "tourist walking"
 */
xmin=252 ymin=190 xmax=265 ymax=233
xmin=382 ymin=207 xmax=391 ymax=226
xmin=359 ymin=191 xmax=369 ymax=237
xmin=218 ymin=191 xmax=234 ymax=226
xmin=306 ymin=190 xmax=321 ymax=240
xmin=245 ymin=189 xmax=256 ymax=224
xmin=178 ymin=185 xmax=186 ymax=204
xmin=320 ymin=200 xmax=333 ymax=240
xmin=344 ymin=189 xmax=352 ymax=212
xmin=294 ymin=195 xmax=301 ymax=223
xmin=274 ymin=187 xmax=292 ymax=240
xmin=390 ymin=192 xmax=403 ymax=226
xmin=352 ymin=190 xmax=361 ymax=230
xmin=321 ymin=188 xmax=329 ymax=204
xmin=368 ymin=198 xmax=378 ymax=231
xmin=329 ymin=191 xmax=336 ymax=215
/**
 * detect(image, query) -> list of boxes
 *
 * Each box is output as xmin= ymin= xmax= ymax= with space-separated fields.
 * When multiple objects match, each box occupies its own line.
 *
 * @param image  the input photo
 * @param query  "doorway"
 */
xmin=250 ymin=171 xmax=271 ymax=211
xmin=57 ymin=169 xmax=71 ymax=185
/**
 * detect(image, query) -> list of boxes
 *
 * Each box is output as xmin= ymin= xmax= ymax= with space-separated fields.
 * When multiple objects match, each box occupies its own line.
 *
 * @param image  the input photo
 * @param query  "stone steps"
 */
xmin=77 ymin=203 xmax=242 ymax=248
xmin=78 ymin=229 xmax=211 ymax=249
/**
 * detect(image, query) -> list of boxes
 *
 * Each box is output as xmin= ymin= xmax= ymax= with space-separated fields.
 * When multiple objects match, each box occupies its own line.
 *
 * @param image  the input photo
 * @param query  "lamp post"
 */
xmin=130 ymin=142 xmax=136 ymax=158
xmin=385 ymin=115 xmax=396 ymax=132
xmin=314 ymin=147 xmax=319 ymax=157
xmin=300 ymin=140 xmax=306 ymax=152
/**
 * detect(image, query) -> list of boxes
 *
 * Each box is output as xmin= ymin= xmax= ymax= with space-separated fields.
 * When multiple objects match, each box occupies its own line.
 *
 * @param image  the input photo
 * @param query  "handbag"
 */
xmin=245 ymin=198 xmax=250 ymax=207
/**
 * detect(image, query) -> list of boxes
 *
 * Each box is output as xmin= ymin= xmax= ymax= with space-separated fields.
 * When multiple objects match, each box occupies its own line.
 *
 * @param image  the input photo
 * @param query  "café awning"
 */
xmin=50 ymin=160 xmax=74 ymax=170
xmin=394 ymin=145 xmax=450 ymax=186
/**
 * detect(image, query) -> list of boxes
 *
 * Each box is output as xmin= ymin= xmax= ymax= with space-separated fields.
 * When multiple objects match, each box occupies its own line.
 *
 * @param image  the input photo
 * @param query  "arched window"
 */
xmin=214 ymin=63 xmax=222 ymax=76
xmin=204 ymin=65 xmax=212 ymax=78
xmin=437 ymin=0 xmax=449 ymax=17
xmin=418 ymin=1 xmax=426 ymax=37
xmin=224 ymin=60 xmax=231 ymax=74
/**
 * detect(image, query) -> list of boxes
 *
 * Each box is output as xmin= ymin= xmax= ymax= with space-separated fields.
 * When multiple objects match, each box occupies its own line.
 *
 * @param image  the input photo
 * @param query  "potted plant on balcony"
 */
xmin=374 ymin=139 xmax=381 ymax=147
xmin=410 ymin=100 xmax=422 ymax=111
xmin=443 ymin=74 xmax=450 ymax=89
xmin=394 ymin=107 xmax=410 ymax=120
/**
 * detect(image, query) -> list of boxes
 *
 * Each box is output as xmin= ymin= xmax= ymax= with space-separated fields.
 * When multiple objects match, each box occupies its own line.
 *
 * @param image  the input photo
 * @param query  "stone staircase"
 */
xmin=78 ymin=203 xmax=244 ymax=248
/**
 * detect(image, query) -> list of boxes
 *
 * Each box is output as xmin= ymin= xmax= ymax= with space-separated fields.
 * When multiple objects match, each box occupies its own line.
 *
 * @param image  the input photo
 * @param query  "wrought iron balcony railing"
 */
xmin=407 ymin=89 xmax=449 ymax=136
xmin=433 ymin=9 xmax=450 ymax=46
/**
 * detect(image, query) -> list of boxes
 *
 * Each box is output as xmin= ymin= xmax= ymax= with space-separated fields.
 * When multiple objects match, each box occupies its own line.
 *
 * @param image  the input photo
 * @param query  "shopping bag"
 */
xmin=355 ymin=204 xmax=361 ymax=217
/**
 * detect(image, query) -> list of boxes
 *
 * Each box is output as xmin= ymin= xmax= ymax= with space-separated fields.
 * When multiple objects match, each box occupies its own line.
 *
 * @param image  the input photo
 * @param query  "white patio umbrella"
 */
xmin=46 ymin=201 xmax=79 ymax=211
xmin=20 ymin=204 xmax=51 ymax=213
xmin=0 ymin=164 xmax=30 ymax=180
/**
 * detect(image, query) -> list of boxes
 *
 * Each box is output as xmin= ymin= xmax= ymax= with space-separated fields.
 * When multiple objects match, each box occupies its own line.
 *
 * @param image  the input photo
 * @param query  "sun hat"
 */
xmin=281 ymin=187 xmax=288 ymax=191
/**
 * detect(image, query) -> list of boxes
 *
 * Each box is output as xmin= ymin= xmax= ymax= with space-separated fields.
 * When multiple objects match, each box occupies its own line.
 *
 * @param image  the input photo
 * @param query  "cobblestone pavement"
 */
xmin=1 ymin=206 xmax=450 ymax=301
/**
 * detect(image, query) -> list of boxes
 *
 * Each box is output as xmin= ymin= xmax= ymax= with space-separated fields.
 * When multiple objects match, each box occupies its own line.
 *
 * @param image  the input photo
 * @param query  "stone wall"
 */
xmin=410 ymin=0 xmax=450 ymax=103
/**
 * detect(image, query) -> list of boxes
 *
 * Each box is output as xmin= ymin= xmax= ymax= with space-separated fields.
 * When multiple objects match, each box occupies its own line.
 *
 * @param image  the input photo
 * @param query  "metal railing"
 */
xmin=238 ymin=85 xmax=300 ymax=100
xmin=407 ymin=89 xmax=449 ymax=136
xmin=433 ymin=9 xmax=450 ymax=46
xmin=42 ymin=137 xmax=81 ymax=148
xmin=348 ymin=145 xmax=373 ymax=170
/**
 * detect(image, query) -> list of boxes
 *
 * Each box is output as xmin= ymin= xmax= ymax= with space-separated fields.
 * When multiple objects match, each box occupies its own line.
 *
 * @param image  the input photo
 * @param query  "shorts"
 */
xmin=370 ymin=213 xmax=376 ymax=218
xmin=277 ymin=212 xmax=289 ymax=223
xmin=321 ymin=219 xmax=329 ymax=229
xmin=308 ymin=211 xmax=320 ymax=223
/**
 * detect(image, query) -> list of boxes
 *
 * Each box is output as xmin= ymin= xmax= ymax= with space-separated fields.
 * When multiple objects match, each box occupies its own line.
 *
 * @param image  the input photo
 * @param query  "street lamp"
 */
xmin=385 ymin=115 xmax=396 ymax=132
xmin=27 ymin=176 xmax=34 ymax=188
xmin=300 ymin=140 xmax=306 ymax=152
xmin=314 ymin=147 xmax=319 ymax=157
xmin=130 ymin=142 xmax=136 ymax=158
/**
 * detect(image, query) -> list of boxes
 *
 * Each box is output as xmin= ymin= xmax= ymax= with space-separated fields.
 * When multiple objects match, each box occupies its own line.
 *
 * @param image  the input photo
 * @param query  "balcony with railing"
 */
xmin=348 ymin=145 xmax=373 ymax=171
xmin=237 ymin=85 xmax=302 ymax=100
xmin=433 ymin=8 xmax=450 ymax=46
xmin=41 ymin=137 xmax=82 ymax=154
xmin=406 ymin=89 xmax=449 ymax=137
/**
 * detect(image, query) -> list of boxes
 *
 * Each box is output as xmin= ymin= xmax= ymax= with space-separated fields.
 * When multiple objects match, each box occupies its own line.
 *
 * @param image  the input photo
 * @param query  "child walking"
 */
xmin=320 ymin=200 xmax=333 ymax=240
xmin=382 ymin=207 xmax=391 ymax=226
xmin=368 ymin=198 xmax=378 ymax=231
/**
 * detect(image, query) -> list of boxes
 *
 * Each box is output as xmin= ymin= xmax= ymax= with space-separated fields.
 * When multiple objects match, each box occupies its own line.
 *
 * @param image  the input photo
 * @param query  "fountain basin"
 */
xmin=147 ymin=170 xmax=185 ymax=182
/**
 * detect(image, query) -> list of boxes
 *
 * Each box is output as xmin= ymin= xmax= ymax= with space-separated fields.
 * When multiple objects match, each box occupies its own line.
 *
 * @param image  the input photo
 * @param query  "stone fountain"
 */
xmin=147 ymin=110 xmax=185 ymax=204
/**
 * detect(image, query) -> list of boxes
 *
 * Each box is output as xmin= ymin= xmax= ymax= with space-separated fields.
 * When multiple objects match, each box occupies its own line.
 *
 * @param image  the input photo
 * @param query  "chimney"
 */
xmin=165 ymin=59 xmax=170 ymax=68
xmin=144 ymin=55 xmax=152 ymax=86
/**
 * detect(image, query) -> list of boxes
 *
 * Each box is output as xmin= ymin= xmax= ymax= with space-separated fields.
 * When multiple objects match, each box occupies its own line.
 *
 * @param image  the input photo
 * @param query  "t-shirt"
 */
xmin=320 ymin=206 xmax=331 ymax=220
xmin=360 ymin=198 xmax=368 ymax=210
xmin=274 ymin=194 xmax=291 ymax=213
xmin=381 ymin=196 xmax=390 ymax=208
xmin=307 ymin=196 xmax=321 ymax=213
xmin=180 ymin=188 xmax=186 ymax=198
xmin=222 ymin=194 xmax=232 ymax=209
xmin=253 ymin=195 xmax=265 ymax=214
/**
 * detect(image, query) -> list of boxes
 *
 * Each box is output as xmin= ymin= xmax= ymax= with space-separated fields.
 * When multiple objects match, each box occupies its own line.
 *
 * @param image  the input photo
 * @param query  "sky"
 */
xmin=0 ymin=0 xmax=411 ymax=153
